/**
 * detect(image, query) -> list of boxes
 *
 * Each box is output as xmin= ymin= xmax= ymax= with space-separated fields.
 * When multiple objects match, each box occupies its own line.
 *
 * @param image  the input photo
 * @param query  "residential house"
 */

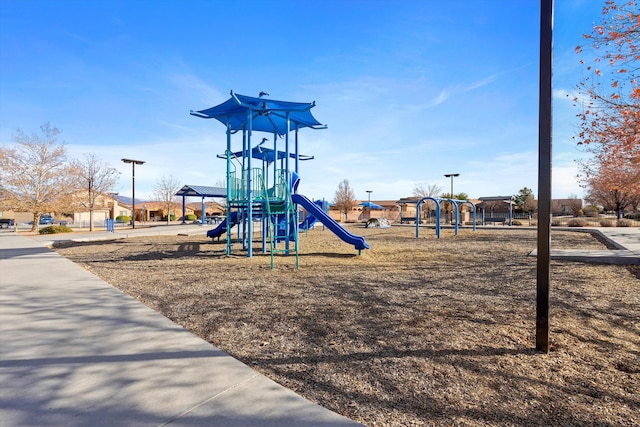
xmin=551 ymin=198 xmax=582 ymax=216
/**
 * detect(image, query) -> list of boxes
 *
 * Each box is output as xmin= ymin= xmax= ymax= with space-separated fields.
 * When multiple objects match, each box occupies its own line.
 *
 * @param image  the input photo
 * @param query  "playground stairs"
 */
xmin=260 ymin=172 xmax=298 ymax=270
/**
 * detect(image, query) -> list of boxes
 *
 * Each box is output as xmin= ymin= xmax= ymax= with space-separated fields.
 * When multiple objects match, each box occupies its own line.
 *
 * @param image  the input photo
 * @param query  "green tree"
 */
xmin=333 ymin=179 xmax=356 ymax=222
xmin=0 ymin=123 xmax=77 ymax=231
xmin=439 ymin=192 xmax=469 ymax=223
xmin=513 ymin=187 xmax=536 ymax=213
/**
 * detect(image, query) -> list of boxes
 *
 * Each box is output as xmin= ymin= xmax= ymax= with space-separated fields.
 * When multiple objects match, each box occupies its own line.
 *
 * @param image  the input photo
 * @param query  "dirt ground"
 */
xmin=53 ymin=225 xmax=639 ymax=427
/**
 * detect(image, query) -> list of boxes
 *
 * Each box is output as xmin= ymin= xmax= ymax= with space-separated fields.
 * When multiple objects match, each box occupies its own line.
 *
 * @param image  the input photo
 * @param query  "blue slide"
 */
xmin=299 ymin=212 xmax=317 ymax=230
xmin=206 ymin=211 xmax=240 ymax=239
xmin=292 ymin=193 xmax=370 ymax=251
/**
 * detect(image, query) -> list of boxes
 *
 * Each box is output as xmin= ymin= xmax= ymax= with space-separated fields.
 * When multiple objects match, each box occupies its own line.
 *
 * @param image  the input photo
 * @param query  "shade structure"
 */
xmin=175 ymin=184 xmax=226 ymax=198
xmin=359 ymin=201 xmax=384 ymax=210
xmin=217 ymin=145 xmax=314 ymax=165
xmin=190 ymin=92 xmax=326 ymax=135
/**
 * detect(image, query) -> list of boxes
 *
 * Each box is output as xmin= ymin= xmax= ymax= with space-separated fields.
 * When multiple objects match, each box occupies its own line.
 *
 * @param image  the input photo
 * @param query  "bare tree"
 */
xmin=333 ymin=178 xmax=356 ymax=222
xmin=412 ymin=183 xmax=442 ymax=199
xmin=0 ymin=123 xmax=77 ymax=231
xmin=153 ymin=175 xmax=181 ymax=224
xmin=567 ymin=193 xmax=583 ymax=216
xmin=413 ymin=183 xmax=442 ymax=219
xmin=73 ymin=153 xmax=120 ymax=231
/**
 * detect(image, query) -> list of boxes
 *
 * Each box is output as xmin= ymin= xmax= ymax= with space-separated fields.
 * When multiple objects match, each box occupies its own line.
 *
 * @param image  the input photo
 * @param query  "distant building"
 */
xmin=550 ymin=198 xmax=582 ymax=216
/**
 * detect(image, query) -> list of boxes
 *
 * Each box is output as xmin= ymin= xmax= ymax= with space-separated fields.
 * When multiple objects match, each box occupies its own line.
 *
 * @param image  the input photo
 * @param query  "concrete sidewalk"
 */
xmin=28 ymin=222 xmax=213 ymax=245
xmin=0 ymin=231 xmax=363 ymax=427
xmin=541 ymin=227 xmax=640 ymax=265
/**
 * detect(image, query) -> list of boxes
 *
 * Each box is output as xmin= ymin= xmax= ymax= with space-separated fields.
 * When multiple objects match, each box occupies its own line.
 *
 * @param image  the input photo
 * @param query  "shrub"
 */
xmin=567 ymin=218 xmax=588 ymax=227
xmin=599 ymin=220 xmax=615 ymax=227
xmin=577 ymin=209 xmax=584 ymax=217
xmin=584 ymin=205 xmax=600 ymax=217
xmin=185 ymin=214 xmax=197 ymax=221
xmin=617 ymin=219 xmax=633 ymax=227
xmin=511 ymin=220 xmax=523 ymax=226
xmin=551 ymin=220 xmax=562 ymax=227
xmin=39 ymin=225 xmax=73 ymax=235
xmin=116 ymin=215 xmax=131 ymax=223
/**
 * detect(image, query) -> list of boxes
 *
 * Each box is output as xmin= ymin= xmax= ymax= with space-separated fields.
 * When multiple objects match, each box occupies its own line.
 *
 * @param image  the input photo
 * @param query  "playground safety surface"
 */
xmin=46 ymin=225 xmax=640 ymax=426
xmin=42 ymin=225 xmax=640 ymax=427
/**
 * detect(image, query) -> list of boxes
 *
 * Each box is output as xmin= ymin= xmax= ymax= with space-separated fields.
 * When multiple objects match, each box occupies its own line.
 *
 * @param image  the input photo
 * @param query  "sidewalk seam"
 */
xmin=158 ymin=372 xmax=262 ymax=426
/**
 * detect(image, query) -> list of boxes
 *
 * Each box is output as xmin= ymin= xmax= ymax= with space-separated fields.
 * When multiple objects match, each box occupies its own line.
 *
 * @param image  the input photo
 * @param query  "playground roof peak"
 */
xmin=190 ymin=91 xmax=326 ymax=136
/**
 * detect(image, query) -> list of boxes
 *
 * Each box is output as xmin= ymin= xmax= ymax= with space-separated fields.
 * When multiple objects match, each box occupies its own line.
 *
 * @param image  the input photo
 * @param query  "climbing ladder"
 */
xmin=258 ymin=170 xmax=298 ymax=269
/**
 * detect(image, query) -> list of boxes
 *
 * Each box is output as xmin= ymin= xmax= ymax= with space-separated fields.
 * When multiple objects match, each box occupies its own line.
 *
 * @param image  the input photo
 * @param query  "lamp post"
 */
xmin=122 ymin=158 xmax=145 ymax=229
xmin=366 ymin=190 xmax=372 ymax=220
xmin=444 ymin=173 xmax=459 ymax=223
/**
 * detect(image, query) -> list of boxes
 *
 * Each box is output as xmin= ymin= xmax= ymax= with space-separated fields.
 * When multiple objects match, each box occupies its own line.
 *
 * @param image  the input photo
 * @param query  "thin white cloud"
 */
xmin=171 ymin=73 xmax=225 ymax=105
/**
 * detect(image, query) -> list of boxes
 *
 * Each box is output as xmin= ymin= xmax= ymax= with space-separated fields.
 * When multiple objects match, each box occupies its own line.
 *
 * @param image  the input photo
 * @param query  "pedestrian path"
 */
xmin=0 ymin=230 xmax=363 ymax=427
xmin=541 ymin=227 xmax=640 ymax=265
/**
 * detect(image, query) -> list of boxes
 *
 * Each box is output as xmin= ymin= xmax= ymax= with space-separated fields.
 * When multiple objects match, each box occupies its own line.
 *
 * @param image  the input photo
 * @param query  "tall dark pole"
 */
xmin=122 ymin=159 xmax=145 ymax=230
xmin=537 ymin=0 xmax=553 ymax=353
xmin=366 ymin=190 xmax=372 ymax=220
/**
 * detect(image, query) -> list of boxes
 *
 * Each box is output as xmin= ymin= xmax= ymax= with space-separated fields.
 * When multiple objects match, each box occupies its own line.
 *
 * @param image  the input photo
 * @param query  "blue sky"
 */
xmin=0 ymin=0 xmax=604 ymax=202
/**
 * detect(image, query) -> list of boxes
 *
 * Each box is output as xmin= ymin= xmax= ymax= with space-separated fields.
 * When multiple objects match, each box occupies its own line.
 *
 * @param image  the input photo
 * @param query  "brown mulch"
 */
xmin=53 ymin=226 xmax=639 ymax=426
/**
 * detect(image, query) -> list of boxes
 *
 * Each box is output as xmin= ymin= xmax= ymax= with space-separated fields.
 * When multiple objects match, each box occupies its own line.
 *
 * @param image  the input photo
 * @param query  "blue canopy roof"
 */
xmin=359 ymin=201 xmax=384 ymax=210
xmin=190 ymin=92 xmax=326 ymax=135
xmin=217 ymin=145 xmax=314 ymax=165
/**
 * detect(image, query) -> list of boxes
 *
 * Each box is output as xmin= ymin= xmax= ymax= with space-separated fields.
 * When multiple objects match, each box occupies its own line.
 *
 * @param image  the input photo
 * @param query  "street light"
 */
xmin=122 ymin=158 xmax=145 ymax=229
xmin=444 ymin=173 xmax=459 ymax=223
xmin=444 ymin=173 xmax=459 ymax=197
xmin=366 ymin=190 xmax=372 ymax=220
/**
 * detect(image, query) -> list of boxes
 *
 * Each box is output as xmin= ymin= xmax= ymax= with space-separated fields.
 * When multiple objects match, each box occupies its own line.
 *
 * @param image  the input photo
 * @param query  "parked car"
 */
xmin=39 ymin=215 xmax=54 ymax=225
xmin=0 ymin=218 xmax=14 ymax=229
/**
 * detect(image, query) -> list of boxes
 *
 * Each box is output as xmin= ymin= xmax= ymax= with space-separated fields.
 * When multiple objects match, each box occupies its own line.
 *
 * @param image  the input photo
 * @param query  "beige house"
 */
xmin=186 ymin=201 xmax=225 ymax=219
xmin=325 ymin=199 xmax=403 ymax=223
xmin=551 ymin=198 xmax=582 ymax=216
xmin=1 ymin=193 xmax=129 ymax=226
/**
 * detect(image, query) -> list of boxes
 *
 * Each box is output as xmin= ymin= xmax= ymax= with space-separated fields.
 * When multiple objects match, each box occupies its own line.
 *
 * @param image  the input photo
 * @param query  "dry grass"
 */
xmin=54 ymin=225 xmax=639 ymax=426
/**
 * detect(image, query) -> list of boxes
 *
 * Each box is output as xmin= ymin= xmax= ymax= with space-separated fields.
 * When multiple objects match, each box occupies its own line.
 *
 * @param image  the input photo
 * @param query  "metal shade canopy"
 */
xmin=217 ymin=145 xmax=314 ymax=165
xmin=190 ymin=92 xmax=326 ymax=135
xmin=358 ymin=201 xmax=384 ymax=209
xmin=175 ymin=185 xmax=227 ymax=198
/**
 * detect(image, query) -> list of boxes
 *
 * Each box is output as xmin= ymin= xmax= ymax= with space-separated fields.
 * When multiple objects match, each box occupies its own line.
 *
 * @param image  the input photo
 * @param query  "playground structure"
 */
xmin=414 ymin=195 xmax=523 ymax=238
xmin=191 ymin=91 xmax=369 ymax=267
xmin=415 ymin=197 xmax=477 ymax=239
